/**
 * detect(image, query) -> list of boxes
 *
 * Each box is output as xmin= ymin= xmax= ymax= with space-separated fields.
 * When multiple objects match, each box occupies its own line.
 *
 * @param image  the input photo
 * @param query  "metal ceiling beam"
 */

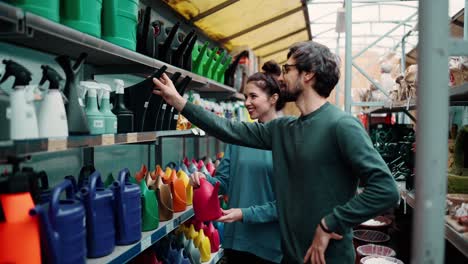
xmin=253 ymin=27 xmax=307 ymax=50
xmin=301 ymin=0 xmax=313 ymax=40
xmin=221 ymin=6 xmax=303 ymax=42
xmin=190 ymin=0 xmax=239 ymax=22
xmin=310 ymin=20 xmax=417 ymax=25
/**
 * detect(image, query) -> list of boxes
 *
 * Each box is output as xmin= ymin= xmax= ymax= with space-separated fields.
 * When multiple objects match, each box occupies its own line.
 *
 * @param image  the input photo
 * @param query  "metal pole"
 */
xmin=335 ymin=33 xmax=340 ymax=107
xmin=465 ymin=0 xmax=468 ymax=40
xmin=344 ymin=0 xmax=352 ymax=113
xmin=412 ymin=0 xmax=449 ymax=263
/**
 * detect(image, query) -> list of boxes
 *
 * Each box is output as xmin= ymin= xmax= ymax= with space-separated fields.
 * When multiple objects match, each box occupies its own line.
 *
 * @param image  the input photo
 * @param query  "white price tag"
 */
xmin=127 ymin=133 xmax=137 ymax=143
xmin=166 ymin=221 xmax=174 ymax=231
xmin=140 ymin=236 xmax=151 ymax=251
xmin=173 ymin=114 xmax=179 ymax=120
xmin=198 ymin=129 xmax=206 ymax=136
xmin=191 ymin=128 xmax=199 ymax=135
xmin=162 ymin=104 xmax=167 ymax=110
xmin=47 ymin=138 xmax=67 ymax=152
xmin=102 ymin=134 xmax=115 ymax=146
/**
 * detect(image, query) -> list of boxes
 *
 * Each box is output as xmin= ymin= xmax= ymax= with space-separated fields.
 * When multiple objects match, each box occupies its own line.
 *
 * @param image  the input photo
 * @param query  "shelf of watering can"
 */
xmin=88 ymin=206 xmax=194 ymax=264
xmin=0 ymin=3 xmax=237 ymax=97
xmin=0 ymin=129 xmax=205 ymax=158
xmin=397 ymin=181 xmax=468 ymax=257
xmin=363 ymin=99 xmax=417 ymax=114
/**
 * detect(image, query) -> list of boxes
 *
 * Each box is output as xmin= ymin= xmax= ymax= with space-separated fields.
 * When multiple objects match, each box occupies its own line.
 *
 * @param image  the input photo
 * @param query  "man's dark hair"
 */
xmin=287 ymin=41 xmax=341 ymax=98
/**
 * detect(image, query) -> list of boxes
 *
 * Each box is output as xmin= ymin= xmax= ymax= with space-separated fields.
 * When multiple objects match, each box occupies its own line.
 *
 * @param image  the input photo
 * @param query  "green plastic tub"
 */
xmin=8 ymin=0 xmax=59 ymax=22
xmin=102 ymin=0 xmax=138 ymax=50
xmin=61 ymin=0 xmax=103 ymax=37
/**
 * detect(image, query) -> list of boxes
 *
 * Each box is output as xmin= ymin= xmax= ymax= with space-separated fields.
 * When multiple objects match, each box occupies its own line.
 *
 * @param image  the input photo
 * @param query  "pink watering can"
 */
xmin=193 ymin=178 xmax=222 ymax=221
xmin=203 ymin=222 xmax=220 ymax=253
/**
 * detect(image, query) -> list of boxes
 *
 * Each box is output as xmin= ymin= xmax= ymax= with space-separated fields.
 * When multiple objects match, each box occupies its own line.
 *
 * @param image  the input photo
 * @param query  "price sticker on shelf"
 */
xmin=127 ymin=133 xmax=138 ymax=143
xmin=198 ymin=129 xmax=206 ymax=136
xmin=47 ymin=138 xmax=67 ymax=152
xmin=102 ymin=134 xmax=115 ymax=146
xmin=140 ymin=236 xmax=151 ymax=251
xmin=191 ymin=128 xmax=199 ymax=135
xmin=166 ymin=221 xmax=174 ymax=231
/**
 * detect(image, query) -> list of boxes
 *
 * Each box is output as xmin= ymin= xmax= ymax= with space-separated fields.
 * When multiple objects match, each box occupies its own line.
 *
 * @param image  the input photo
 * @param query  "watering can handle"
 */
xmin=64 ymin=175 xmax=78 ymax=199
xmin=38 ymin=171 xmax=49 ymax=190
xmin=50 ymin=179 xmax=75 ymax=218
xmin=118 ymin=168 xmax=131 ymax=190
xmin=88 ymin=171 xmax=104 ymax=199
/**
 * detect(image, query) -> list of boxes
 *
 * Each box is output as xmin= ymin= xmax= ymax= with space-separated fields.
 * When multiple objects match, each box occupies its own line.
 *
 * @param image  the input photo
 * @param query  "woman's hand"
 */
xmin=189 ymin=172 xmax=206 ymax=188
xmin=152 ymin=73 xmax=187 ymax=111
xmin=217 ymin=208 xmax=243 ymax=223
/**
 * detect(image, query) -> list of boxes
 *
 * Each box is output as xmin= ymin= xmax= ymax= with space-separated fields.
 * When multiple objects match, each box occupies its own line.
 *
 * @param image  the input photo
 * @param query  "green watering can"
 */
xmin=202 ymin=47 xmax=219 ymax=77
xmin=192 ymin=42 xmax=209 ymax=76
xmin=208 ymin=50 xmax=226 ymax=80
xmin=139 ymin=177 xmax=159 ymax=231
xmin=215 ymin=55 xmax=232 ymax=84
xmin=104 ymin=173 xmax=115 ymax=188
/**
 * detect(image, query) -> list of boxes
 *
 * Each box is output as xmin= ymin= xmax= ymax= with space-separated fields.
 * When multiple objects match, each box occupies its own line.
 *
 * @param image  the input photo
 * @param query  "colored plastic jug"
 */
xmin=31 ymin=179 xmax=86 ymax=264
xmin=171 ymin=178 xmax=187 ymax=213
xmin=171 ymin=30 xmax=195 ymax=67
xmin=180 ymin=163 xmax=190 ymax=175
xmin=136 ymin=7 xmax=151 ymax=55
xmin=167 ymin=243 xmax=180 ymax=264
xmin=155 ymin=172 xmax=173 ymax=221
xmin=157 ymin=23 xmax=180 ymax=63
xmin=213 ymin=221 xmax=224 ymax=244
xmin=139 ymin=174 xmax=159 ymax=231
xmin=186 ymin=224 xmax=198 ymax=240
xmin=135 ymin=164 xmax=148 ymax=183
xmin=177 ymin=170 xmax=193 ymax=205
xmin=202 ymin=47 xmax=219 ymax=77
xmin=184 ymin=239 xmax=201 ymax=264
xmin=182 ymin=33 xmax=198 ymax=71
xmin=188 ymin=163 xmax=198 ymax=174
xmin=206 ymin=161 xmax=216 ymax=176
xmin=8 ymin=0 xmax=59 ymax=22
xmin=203 ymin=222 xmax=220 ymax=253
xmin=192 ymin=42 xmax=209 ymax=75
xmin=104 ymin=173 xmax=115 ymax=188
xmin=196 ymin=160 xmax=204 ymax=170
xmin=102 ymin=0 xmax=138 ymax=50
xmin=0 ymin=172 xmax=41 ymax=264
xmin=111 ymin=168 xmax=142 ymax=245
xmin=194 ymin=229 xmax=211 ymax=262
xmin=208 ymin=50 xmax=226 ymax=80
xmin=215 ymin=55 xmax=232 ymax=84
xmin=81 ymin=171 xmax=115 ymax=258
xmin=61 ymin=0 xmax=103 ymax=37
xmin=193 ymin=179 xmax=222 ymax=221
xmin=193 ymin=219 xmax=205 ymax=232
xmin=183 ymin=157 xmax=190 ymax=167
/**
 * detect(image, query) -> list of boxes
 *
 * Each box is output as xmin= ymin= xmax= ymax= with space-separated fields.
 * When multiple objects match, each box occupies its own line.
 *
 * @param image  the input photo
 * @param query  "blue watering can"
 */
xmin=111 ymin=168 xmax=142 ymax=245
xmin=31 ymin=179 xmax=86 ymax=264
xmin=81 ymin=171 xmax=116 ymax=258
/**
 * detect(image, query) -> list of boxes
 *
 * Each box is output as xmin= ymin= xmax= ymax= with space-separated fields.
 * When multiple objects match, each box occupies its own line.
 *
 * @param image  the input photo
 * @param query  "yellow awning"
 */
xmin=164 ymin=0 xmax=311 ymax=62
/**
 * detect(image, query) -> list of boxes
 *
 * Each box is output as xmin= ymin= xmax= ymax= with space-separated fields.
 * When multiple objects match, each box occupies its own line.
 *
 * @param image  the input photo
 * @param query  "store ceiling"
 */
xmin=163 ymin=0 xmax=311 ymax=64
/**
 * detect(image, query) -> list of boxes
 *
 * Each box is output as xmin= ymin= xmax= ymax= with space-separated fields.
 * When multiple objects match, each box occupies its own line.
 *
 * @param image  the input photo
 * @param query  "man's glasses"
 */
xmin=282 ymin=64 xmax=297 ymax=74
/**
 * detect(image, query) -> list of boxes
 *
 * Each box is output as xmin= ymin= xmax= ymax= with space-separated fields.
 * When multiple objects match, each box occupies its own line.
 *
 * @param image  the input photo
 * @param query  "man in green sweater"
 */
xmin=153 ymin=41 xmax=400 ymax=264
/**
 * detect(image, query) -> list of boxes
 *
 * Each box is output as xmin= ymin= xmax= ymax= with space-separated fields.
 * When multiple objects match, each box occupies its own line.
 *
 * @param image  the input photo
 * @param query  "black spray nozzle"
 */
xmin=0 ymin=59 xmax=32 ymax=87
xmin=56 ymin=53 xmax=88 ymax=78
xmin=39 ymin=65 xmax=64 ymax=90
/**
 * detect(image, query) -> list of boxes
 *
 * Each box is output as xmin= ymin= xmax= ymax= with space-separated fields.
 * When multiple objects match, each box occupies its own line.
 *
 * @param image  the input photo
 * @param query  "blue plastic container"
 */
xmin=81 ymin=171 xmax=116 ymax=258
xmin=111 ymin=168 xmax=142 ymax=245
xmin=31 ymin=179 xmax=86 ymax=264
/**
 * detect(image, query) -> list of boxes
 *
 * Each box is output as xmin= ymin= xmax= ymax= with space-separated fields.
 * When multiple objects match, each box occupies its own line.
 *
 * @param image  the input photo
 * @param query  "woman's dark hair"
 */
xmin=246 ymin=60 xmax=286 ymax=111
xmin=287 ymin=41 xmax=340 ymax=98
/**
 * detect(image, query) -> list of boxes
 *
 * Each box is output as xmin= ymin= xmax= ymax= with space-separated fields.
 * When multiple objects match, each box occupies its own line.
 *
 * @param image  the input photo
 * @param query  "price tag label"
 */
xmin=198 ymin=129 xmax=206 ymax=136
xmin=191 ymin=128 xmax=199 ymax=135
xmin=47 ymin=138 xmax=67 ymax=152
xmin=102 ymin=134 xmax=115 ymax=146
xmin=166 ymin=221 xmax=174 ymax=231
xmin=127 ymin=133 xmax=138 ymax=143
xmin=140 ymin=236 xmax=151 ymax=251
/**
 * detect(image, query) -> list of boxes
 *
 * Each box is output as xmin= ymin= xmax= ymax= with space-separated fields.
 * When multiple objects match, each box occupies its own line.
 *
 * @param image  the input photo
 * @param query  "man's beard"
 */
xmin=280 ymin=81 xmax=302 ymax=102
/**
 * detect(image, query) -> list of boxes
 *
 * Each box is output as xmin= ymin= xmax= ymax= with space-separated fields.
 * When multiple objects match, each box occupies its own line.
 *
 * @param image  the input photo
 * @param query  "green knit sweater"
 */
xmin=182 ymin=102 xmax=399 ymax=263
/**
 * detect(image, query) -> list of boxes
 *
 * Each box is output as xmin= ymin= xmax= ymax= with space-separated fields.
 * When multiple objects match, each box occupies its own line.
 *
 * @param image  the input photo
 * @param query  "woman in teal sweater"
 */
xmin=190 ymin=61 xmax=284 ymax=263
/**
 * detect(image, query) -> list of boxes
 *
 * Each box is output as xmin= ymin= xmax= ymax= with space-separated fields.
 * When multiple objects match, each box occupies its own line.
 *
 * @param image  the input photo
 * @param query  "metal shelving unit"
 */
xmin=87 ymin=207 xmax=194 ymax=264
xmin=0 ymin=129 xmax=205 ymax=158
xmin=397 ymin=182 xmax=468 ymax=258
xmin=0 ymin=2 xmax=237 ymax=98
